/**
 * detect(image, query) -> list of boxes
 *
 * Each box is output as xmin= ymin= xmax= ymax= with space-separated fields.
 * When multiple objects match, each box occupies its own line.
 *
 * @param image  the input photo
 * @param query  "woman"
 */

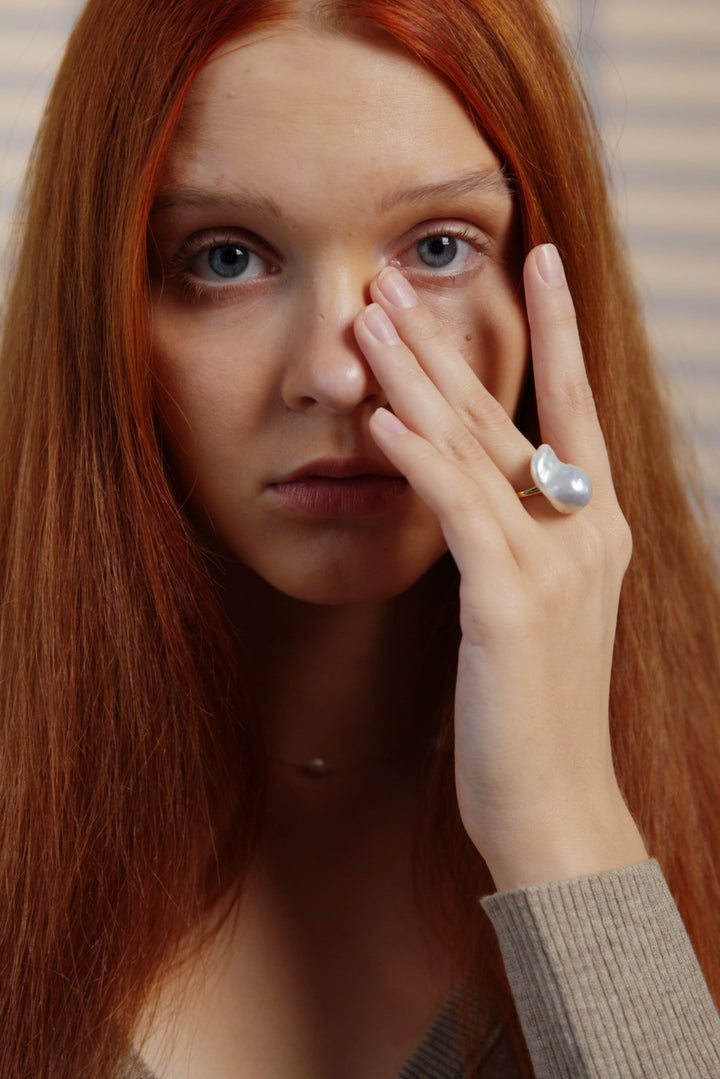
xmin=1 ymin=1 xmax=719 ymax=1077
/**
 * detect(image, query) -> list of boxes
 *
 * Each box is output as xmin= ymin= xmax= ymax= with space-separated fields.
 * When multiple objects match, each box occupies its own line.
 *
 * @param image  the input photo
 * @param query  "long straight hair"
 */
xmin=1 ymin=1 xmax=719 ymax=1076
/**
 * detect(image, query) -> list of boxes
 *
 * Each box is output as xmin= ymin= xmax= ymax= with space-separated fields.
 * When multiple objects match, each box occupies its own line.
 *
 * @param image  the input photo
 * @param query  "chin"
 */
xmin=222 ymin=527 xmax=446 ymax=606
xmin=201 ymin=502 xmax=450 ymax=606
xmin=254 ymin=556 xmax=445 ymax=606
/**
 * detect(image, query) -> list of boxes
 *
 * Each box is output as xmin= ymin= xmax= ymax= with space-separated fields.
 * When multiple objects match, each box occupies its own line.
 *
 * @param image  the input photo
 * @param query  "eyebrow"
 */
xmin=150 ymin=166 xmax=512 ymax=220
xmin=150 ymin=186 xmax=284 ymax=219
xmin=377 ymin=166 xmax=513 ymax=213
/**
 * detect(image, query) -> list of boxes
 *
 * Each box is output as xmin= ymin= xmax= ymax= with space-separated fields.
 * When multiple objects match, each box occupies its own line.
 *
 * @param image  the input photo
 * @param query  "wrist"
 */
xmin=480 ymin=792 xmax=649 ymax=892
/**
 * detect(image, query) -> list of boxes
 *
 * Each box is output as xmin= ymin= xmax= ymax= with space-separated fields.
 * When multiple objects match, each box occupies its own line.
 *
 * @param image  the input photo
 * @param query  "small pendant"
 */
xmin=299 ymin=757 xmax=332 ymax=778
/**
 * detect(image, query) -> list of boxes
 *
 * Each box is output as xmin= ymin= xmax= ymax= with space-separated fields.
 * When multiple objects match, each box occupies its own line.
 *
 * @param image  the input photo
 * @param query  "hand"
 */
xmin=354 ymin=244 xmax=648 ymax=891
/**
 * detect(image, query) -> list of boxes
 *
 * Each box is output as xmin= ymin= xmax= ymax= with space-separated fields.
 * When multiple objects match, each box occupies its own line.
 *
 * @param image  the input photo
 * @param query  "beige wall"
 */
xmin=1 ymin=0 xmax=719 ymax=505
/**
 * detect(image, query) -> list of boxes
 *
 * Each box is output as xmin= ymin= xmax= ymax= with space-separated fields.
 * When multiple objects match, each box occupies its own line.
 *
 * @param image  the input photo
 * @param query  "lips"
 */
xmin=269 ymin=456 xmax=409 ymax=517
xmin=274 ymin=456 xmax=404 ymax=483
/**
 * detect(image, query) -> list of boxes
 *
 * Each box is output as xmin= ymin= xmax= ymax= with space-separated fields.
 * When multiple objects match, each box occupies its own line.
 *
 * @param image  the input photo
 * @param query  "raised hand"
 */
xmin=354 ymin=244 xmax=648 ymax=891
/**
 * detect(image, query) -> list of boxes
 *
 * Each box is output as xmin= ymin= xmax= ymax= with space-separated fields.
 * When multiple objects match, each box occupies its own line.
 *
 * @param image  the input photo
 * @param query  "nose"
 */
xmin=280 ymin=272 xmax=387 ymax=414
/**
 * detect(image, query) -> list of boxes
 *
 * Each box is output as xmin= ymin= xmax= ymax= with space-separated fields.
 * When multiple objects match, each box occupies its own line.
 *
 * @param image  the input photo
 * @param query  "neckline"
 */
xmin=394 ymin=990 xmax=466 ymax=1078
xmin=128 ymin=991 xmax=467 ymax=1079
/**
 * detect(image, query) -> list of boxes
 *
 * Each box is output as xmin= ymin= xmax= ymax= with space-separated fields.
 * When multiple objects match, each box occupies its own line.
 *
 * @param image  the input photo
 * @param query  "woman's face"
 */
xmin=149 ymin=24 xmax=528 ymax=604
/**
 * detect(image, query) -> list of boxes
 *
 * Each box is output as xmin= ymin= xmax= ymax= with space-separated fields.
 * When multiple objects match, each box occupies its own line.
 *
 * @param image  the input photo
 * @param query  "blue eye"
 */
xmin=172 ymin=232 xmax=279 ymax=299
xmin=398 ymin=229 xmax=482 ymax=279
xmin=416 ymin=235 xmax=458 ymax=268
xmin=207 ymin=244 xmax=250 ymax=278
xmin=185 ymin=240 xmax=271 ymax=286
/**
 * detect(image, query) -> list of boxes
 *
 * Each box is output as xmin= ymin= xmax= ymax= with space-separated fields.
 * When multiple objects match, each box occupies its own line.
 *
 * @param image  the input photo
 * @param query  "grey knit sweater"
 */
xmin=129 ymin=860 xmax=720 ymax=1078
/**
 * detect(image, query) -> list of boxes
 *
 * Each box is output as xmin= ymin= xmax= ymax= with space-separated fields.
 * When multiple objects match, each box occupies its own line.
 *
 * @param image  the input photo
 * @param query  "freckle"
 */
xmin=318 ymin=313 xmax=326 ymax=321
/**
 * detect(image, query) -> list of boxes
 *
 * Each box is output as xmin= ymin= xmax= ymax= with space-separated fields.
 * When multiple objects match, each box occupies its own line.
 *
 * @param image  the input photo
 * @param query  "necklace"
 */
xmin=271 ymin=738 xmax=444 ymax=780
xmin=272 ymin=755 xmax=367 ymax=779
xmin=287 ymin=756 xmax=333 ymax=779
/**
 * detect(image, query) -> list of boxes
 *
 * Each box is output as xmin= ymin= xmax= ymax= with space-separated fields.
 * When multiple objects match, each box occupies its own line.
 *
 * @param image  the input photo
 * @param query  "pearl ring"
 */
xmin=517 ymin=444 xmax=593 ymax=514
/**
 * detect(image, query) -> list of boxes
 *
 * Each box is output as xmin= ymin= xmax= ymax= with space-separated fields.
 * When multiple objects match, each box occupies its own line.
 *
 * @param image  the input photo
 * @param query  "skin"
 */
xmin=360 ymin=252 xmax=648 ymax=889
xmin=149 ymin=25 xmax=528 ymax=607
xmin=144 ymin=22 xmax=648 ymax=1079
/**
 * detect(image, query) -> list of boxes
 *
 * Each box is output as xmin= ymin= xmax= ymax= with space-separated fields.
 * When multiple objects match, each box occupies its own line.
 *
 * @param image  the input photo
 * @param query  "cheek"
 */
xmin=149 ymin=308 xmax=276 ymax=468
xmin=151 ymin=336 xmax=223 ymax=484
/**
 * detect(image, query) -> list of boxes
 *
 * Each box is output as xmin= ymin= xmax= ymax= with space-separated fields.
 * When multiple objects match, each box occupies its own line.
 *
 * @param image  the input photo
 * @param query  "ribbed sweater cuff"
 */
xmin=481 ymin=859 xmax=720 ymax=1078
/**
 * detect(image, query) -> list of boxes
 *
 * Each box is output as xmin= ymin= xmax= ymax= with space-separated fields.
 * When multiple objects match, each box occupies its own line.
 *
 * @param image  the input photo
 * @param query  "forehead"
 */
xmin=158 ymin=25 xmax=507 ymax=217
xmin=181 ymin=24 xmax=469 ymax=130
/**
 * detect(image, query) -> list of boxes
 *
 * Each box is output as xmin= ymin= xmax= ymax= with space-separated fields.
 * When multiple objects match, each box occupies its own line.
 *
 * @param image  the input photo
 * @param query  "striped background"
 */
xmin=553 ymin=0 xmax=720 ymax=512
xmin=1 ymin=0 xmax=719 ymax=507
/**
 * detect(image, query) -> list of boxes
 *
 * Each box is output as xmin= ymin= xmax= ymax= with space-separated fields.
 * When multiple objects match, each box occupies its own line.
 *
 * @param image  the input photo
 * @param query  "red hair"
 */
xmin=1 ymin=1 xmax=719 ymax=1076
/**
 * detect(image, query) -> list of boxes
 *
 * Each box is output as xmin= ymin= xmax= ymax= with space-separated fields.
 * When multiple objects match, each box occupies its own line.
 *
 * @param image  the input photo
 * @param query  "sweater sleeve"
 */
xmin=481 ymin=859 xmax=720 ymax=1078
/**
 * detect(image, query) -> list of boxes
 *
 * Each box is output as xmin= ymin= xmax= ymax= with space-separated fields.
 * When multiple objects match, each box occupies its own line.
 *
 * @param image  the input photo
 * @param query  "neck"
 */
xmin=220 ymin=557 xmax=457 ymax=782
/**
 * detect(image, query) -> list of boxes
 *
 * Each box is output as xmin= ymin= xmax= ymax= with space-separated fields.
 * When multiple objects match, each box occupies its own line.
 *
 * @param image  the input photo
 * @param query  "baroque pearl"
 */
xmin=530 ymin=444 xmax=593 ymax=514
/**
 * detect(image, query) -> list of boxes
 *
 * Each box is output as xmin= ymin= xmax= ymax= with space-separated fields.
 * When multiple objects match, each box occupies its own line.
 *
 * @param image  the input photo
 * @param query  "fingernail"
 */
xmin=536 ymin=244 xmax=566 ymax=287
xmin=362 ymin=303 xmax=401 ymax=344
xmin=372 ymin=407 xmax=407 ymax=435
xmin=377 ymin=267 xmax=418 ymax=308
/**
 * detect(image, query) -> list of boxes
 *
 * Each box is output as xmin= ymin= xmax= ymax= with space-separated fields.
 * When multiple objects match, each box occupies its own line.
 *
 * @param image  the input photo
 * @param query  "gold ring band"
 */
xmin=517 ymin=485 xmax=541 ymax=499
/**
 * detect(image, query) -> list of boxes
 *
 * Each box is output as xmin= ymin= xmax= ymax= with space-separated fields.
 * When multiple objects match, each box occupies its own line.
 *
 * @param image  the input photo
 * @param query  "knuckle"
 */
xmin=465 ymin=591 xmax=528 ymax=644
xmin=549 ymin=307 xmax=579 ymax=334
xmin=413 ymin=309 xmax=446 ymax=348
xmin=491 ymin=591 xmax=532 ymax=635
xmin=567 ymin=509 xmax=633 ymax=578
xmin=457 ymin=390 xmax=508 ymax=435
xmin=403 ymin=361 xmax=427 ymax=387
xmin=439 ymin=424 xmax=485 ymax=465
xmin=446 ymin=480 xmax=486 ymax=520
xmin=410 ymin=441 xmax=439 ymax=470
xmin=533 ymin=556 xmax=571 ymax=604
xmin=577 ymin=522 xmax=606 ymax=570
xmin=555 ymin=377 xmax=597 ymax=419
